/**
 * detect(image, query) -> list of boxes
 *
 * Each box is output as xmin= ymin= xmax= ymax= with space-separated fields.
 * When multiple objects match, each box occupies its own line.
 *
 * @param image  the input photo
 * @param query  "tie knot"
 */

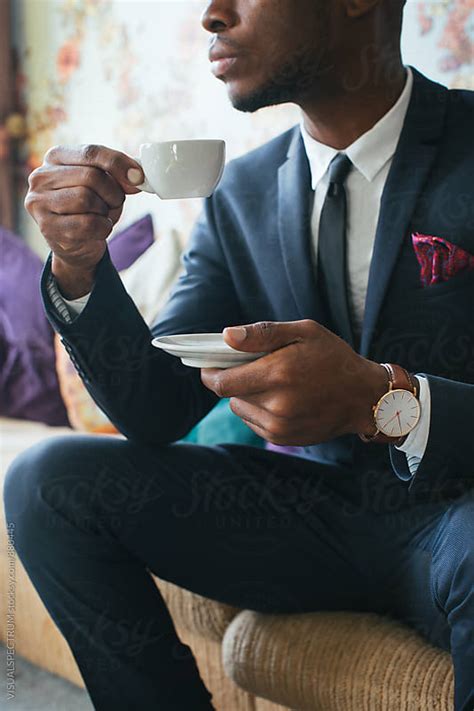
xmin=327 ymin=154 xmax=352 ymax=195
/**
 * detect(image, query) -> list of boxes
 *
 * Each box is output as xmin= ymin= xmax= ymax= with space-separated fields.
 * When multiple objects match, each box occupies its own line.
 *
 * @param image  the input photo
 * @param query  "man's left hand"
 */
xmin=200 ymin=320 xmax=388 ymax=446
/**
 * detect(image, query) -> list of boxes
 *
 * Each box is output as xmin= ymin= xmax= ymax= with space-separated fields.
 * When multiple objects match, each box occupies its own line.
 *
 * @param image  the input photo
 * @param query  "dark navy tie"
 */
xmin=317 ymin=153 xmax=355 ymax=347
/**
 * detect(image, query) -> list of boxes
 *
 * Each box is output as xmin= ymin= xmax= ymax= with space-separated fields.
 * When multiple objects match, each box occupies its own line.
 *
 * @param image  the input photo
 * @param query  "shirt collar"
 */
xmin=300 ymin=66 xmax=413 ymax=188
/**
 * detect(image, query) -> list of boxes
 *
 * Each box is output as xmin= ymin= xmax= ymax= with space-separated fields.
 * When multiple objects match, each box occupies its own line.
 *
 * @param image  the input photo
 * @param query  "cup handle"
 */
xmin=133 ymin=157 xmax=155 ymax=194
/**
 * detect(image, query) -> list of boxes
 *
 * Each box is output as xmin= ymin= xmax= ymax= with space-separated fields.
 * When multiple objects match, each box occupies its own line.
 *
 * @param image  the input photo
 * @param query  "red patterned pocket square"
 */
xmin=412 ymin=233 xmax=474 ymax=288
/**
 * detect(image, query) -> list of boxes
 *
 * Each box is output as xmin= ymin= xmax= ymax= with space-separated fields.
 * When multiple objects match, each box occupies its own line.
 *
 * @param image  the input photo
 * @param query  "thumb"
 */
xmin=223 ymin=320 xmax=312 ymax=353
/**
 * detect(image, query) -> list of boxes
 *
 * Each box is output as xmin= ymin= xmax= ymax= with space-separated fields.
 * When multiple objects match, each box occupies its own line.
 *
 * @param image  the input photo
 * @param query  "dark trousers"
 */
xmin=3 ymin=435 xmax=474 ymax=711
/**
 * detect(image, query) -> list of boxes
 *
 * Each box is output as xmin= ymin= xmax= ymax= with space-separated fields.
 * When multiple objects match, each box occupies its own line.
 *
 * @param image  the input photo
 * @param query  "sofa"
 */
xmin=0 ymin=416 xmax=455 ymax=710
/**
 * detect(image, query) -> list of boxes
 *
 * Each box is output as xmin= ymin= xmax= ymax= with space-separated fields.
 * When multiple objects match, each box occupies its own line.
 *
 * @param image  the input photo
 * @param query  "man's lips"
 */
xmin=209 ymin=46 xmax=242 ymax=76
xmin=210 ymin=56 xmax=238 ymax=76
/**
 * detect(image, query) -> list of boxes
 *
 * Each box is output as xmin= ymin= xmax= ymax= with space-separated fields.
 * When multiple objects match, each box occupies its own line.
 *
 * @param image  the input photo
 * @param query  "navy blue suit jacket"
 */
xmin=41 ymin=68 xmax=474 ymax=499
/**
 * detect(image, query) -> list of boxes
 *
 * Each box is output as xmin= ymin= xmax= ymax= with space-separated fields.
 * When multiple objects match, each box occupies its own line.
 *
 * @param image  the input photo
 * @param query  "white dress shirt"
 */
xmin=48 ymin=66 xmax=430 ymax=473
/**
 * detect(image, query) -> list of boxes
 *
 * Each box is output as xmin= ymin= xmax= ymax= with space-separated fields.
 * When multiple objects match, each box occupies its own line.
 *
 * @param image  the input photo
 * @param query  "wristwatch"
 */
xmin=359 ymin=363 xmax=421 ymax=445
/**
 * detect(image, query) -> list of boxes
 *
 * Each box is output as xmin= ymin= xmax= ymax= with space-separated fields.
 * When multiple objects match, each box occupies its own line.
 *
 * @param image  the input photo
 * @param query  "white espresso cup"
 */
xmin=133 ymin=139 xmax=226 ymax=199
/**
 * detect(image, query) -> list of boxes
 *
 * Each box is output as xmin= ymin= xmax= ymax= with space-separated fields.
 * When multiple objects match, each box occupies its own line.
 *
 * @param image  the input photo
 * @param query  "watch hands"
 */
xmin=384 ymin=410 xmax=402 ymax=428
xmin=396 ymin=412 xmax=402 ymax=434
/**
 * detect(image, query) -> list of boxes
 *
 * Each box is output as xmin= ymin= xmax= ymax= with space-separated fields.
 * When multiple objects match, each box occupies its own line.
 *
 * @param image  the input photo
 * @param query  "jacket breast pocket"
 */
xmin=413 ymin=267 xmax=474 ymax=301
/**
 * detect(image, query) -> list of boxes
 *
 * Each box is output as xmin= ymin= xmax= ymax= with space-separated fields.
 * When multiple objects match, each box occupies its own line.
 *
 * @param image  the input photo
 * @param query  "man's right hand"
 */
xmin=25 ymin=144 xmax=145 ymax=299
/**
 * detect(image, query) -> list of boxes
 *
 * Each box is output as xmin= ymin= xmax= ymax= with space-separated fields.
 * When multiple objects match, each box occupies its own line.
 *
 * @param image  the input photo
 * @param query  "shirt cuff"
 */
xmin=46 ymin=273 xmax=91 ymax=323
xmin=394 ymin=375 xmax=431 ymax=476
xmin=63 ymin=291 xmax=91 ymax=315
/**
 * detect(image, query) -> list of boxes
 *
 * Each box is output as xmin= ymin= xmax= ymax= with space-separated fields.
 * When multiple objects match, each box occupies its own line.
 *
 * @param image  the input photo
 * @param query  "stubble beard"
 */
xmin=231 ymin=42 xmax=333 ymax=113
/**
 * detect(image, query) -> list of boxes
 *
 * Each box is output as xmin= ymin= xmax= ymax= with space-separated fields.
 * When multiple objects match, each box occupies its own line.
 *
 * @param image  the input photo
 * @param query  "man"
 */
xmin=4 ymin=0 xmax=474 ymax=709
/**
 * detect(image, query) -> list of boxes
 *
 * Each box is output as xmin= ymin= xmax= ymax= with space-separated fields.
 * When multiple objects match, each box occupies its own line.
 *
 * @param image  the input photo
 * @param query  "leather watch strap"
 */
xmin=359 ymin=363 xmax=418 ymax=444
xmin=382 ymin=363 xmax=417 ymax=395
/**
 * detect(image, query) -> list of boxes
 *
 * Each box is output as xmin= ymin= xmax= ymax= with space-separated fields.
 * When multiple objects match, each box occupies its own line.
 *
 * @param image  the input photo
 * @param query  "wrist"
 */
xmin=52 ymin=254 xmax=97 ymax=300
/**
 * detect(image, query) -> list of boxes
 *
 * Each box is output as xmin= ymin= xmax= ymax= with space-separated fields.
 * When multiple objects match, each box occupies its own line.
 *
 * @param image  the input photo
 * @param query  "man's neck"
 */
xmin=300 ymin=65 xmax=408 ymax=150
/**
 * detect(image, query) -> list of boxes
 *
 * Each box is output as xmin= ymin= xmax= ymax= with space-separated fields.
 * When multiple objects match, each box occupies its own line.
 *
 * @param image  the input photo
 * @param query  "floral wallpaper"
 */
xmin=11 ymin=0 xmax=474 ymax=257
xmin=417 ymin=0 xmax=473 ymax=80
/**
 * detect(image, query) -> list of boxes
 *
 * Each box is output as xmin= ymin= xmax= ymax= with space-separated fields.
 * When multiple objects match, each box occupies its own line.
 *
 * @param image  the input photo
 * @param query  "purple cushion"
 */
xmin=0 ymin=306 xmax=69 ymax=425
xmin=108 ymin=214 xmax=154 ymax=272
xmin=0 ymin=227 xmax=69 ymax=425
xmin=0 ymin=215 xmax=154 ymax=426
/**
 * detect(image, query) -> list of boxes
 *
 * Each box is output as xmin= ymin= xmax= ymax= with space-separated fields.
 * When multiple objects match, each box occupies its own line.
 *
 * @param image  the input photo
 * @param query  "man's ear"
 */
xmin=343 ymin=0 xmax=382 ymax=19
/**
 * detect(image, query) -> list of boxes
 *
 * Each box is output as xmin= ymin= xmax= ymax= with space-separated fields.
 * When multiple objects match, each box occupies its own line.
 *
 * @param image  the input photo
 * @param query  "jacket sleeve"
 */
xmin=390 ymin=372 xmax=474 ymax=496
xmin=40 ymin=196 xmax=243 ymax=445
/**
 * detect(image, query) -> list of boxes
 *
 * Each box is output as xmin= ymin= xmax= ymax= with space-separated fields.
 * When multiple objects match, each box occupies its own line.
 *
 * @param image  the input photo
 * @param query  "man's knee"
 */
xmin=3 ymin=435 xmax=95 ymax=552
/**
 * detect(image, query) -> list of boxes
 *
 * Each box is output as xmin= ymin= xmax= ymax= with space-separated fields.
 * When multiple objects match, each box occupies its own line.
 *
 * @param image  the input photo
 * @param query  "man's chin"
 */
xmin=227 ymin=84 xmax=292 ymax=114
xmin=229 ymin=94 xmax=266 ymax=113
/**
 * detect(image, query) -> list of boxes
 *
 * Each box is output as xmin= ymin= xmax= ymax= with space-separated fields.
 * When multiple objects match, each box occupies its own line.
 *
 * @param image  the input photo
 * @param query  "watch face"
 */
xmin=374 ymin=389 xmax=421 ymax=438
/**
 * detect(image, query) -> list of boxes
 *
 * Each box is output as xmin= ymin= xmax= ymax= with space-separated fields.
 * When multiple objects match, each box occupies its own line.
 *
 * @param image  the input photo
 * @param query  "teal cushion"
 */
xmin=180 ymin=398 xmax=264 ymax=447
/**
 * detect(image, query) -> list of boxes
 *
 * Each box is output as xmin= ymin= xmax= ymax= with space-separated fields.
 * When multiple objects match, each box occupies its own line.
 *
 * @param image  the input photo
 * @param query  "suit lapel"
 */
xmin=277 ymin=129 xmax=326 ymax=323
xmin=360 ymin=69 xmax=449 ymax=357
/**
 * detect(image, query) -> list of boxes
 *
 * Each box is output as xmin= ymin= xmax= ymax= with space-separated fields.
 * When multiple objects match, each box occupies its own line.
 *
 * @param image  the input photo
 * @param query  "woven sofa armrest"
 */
xmin=222 ymin=610 xmax=454 ymax=711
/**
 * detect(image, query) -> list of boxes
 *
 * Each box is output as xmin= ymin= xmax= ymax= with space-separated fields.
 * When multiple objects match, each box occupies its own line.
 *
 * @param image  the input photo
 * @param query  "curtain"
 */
xmin=0 ymin=0 xmax=15 ymax=229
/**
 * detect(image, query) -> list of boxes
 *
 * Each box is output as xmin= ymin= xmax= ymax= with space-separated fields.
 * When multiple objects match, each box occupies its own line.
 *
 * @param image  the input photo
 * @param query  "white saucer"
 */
xmin=152 ymin=333 xmax=266 ymax=369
